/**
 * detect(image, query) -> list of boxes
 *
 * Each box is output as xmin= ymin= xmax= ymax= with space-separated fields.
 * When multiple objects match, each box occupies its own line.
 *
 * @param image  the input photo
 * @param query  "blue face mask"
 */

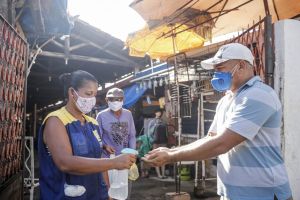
xmin=210 ymin=64 xmax=239 ymax=92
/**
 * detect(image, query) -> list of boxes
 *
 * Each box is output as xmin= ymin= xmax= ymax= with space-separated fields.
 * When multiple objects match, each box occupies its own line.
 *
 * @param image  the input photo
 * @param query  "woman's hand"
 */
xmin=112 ymin=154 xmax=136 ymax=170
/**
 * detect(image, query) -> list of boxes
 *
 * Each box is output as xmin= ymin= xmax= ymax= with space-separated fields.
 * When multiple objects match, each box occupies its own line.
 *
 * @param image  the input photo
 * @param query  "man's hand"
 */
xmin=112 ymin=154 xmax=136 ymax=170
xmin=142 ymin=149 xmax=173 ymax=167
xmin=148 ymin=147 xmax=171 ymax=154
xmin=103 ymin=145 xmax=115 ymax=154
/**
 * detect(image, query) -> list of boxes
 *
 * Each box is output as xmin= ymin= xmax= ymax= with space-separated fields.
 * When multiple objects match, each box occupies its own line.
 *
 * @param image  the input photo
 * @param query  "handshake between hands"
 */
xmin=142 ymin=147 xmax=174 ymax=167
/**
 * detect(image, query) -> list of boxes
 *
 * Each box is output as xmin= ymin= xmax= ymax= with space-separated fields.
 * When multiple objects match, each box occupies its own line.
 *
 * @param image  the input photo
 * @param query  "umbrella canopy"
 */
xmin=130 ymin=0 xmax=300 ymax=37
xmin=126 ymin=23 xmax=205 ymax=59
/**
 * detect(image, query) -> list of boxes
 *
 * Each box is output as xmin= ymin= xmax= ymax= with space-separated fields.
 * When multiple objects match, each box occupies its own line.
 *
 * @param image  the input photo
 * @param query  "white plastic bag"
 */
xmin=64 ymin=183 xmax=86 ymax=197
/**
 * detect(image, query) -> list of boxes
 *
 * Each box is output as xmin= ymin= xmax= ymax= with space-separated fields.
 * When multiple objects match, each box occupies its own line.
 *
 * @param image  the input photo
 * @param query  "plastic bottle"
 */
xmin=108 ymin=148 xmax=138 ymax=200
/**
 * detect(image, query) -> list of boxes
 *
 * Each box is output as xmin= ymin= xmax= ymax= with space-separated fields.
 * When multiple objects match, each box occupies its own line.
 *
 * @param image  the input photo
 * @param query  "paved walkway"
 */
xmin=130 ymin=176 xmax=219 ymax=200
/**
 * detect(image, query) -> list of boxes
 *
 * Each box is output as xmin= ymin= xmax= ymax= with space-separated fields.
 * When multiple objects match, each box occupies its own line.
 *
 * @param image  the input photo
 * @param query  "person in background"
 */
xmin=136 ymin=133 xmax=152 ymax=178
xmin=96 ymin=87 xmax=136 ymax=199
xmin=143 ymin=43 xmax=292 ymax=200
xmin=38 ymin=70 xmax=136 ymax=200
xmin=148 ymin=108 xmax=168 ymax=179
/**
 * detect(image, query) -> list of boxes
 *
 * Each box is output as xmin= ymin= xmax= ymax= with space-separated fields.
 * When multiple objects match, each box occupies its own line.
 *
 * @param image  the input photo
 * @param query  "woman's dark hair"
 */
xmin=59 ymin=70 xmax=98 ymax=97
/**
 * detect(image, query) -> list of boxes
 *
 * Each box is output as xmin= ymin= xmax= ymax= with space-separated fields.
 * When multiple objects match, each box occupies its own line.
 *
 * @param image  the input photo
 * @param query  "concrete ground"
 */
xmin=130 ymin=176 xmax=219 ymax=200
xmin=24 ymin=151 xmax=219 ymax=200
xmin=25 ymin=176 xmax=219 ymax=200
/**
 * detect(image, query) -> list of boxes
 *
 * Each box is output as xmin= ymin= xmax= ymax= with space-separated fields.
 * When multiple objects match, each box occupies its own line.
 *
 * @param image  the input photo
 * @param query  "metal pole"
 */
xmin=200 ymin=93 xmax=206 ymax=191
xmin=21 ymin=43 xmax=30 ymax=200
xmin=150 ymin=58 xmax=154 ymax=74
xmin=7 ymin=0 xmax=15 ymax=25
xmin=264 ymin=15 xmax=274 ymax=87
xmin=171 ymin=30 xmax=181 ymax=147
xmin=33 ymin=104 xmax=37 ymax=138
xmin=201 ymin=160 xmax=206 ymax=190
xmin=171 ymin=28 xmax=181 ymax=194
xmin=29 ymin=137 xmax=34 ymax=200
xmin=64 ymin=35 xmax=70 ymax=65
xmin=263 ymin=0 xmax=271 ymax=15
xmin=24 ymin=136 xmax=39 ymax=200
xmin=195 ymin=97 xmax=201 ymax=188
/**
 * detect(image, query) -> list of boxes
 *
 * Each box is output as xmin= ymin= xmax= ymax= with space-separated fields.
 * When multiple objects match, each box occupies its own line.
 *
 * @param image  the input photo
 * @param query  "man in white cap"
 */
xmin=96 ymin=87 xmax=136 ymax=199
xmin=142 ymin=43 xmax=292 ymax=200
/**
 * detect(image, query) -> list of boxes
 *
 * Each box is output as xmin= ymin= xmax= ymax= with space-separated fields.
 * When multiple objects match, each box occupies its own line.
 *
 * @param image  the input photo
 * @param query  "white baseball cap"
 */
xmin=201 ymin=43 xmax=254 ymax=70
xmin=106 ymin=88 xmax=124 ymax=98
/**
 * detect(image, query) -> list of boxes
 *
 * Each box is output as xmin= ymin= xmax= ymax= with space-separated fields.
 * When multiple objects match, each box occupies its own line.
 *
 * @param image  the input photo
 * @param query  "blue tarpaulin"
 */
xmin=123 ymin=83 xmax=147 ymax=108
xmin=16 ymin=0 xmax=72 ymax=44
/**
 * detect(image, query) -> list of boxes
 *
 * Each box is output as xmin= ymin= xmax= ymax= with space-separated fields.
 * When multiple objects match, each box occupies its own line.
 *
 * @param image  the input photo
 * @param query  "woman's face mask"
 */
xmin=73 ymin=89 xmax=96 ymax=114
xmin=210 ymin=63 xmax=239 ymax=92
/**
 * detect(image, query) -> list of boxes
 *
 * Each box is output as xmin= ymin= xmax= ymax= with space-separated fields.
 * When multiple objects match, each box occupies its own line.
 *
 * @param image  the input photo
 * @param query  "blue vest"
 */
xmin=38 ymin=107 xmax=108 ymax=200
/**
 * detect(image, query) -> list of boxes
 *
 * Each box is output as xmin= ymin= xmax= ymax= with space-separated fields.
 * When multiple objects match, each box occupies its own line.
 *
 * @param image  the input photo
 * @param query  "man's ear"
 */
xmin=238 ymin=61 xmax=247 ymax=71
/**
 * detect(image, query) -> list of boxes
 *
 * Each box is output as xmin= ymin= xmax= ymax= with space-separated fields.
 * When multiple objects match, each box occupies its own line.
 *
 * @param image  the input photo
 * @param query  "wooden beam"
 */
xmin=28 ymin=86 xmax=60 ymax=91
xmin=27 ymin=70 xmax=61 ymax=80
xmin=69 ymin=43 xmax=88 ymax=51
xmin=36 ymin=51 xmax=132 ymax=67
xmin=50 ymin=39 xmax=65 ymax=49
xmin=28 ymin=95 xmax=62 ymax=99
xmin=102 ymin=41 xmax=112 ymax=49
xmin=72 ymin=34 xmax=138 ymax=67
xmin=28 ymin=71 xmax=52 ymax=77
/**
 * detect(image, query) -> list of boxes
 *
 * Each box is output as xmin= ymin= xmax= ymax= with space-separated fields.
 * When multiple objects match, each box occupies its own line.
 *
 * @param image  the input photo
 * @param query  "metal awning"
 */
xmin=131 ymin=62 xmax=172 ymax=82
xmin=26 ymin=19 xmax=145 ymax=113
xmin=130 ymin=63 xmax=173 ymax=94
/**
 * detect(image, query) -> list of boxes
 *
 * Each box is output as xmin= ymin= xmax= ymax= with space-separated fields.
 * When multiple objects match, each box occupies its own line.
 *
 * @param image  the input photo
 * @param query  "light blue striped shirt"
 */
xmin=209 ymin=76 xmax=292 ymax=200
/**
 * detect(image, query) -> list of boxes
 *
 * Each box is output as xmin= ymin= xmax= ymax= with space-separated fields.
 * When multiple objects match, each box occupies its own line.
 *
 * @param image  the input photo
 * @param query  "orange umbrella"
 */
xmin=126 ymin=23 xmax=205 ymax=59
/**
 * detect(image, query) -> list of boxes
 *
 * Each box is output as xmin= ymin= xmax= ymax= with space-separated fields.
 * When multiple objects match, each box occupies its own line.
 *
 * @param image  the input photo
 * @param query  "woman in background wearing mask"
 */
xmin=96 ymin=87 xmax=136 ymax=199
xmin=38 ymin=70 xmax=136 ymax=200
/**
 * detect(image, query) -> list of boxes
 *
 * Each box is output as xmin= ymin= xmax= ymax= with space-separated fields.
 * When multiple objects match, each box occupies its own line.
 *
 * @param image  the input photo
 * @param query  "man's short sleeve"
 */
xmin=224 ymin=92 xmax=277 ymax=140
xmin=208 ymin=97 xmax=224 ymax=135
xmin=208 ymin=114 xmax=217 ymax=134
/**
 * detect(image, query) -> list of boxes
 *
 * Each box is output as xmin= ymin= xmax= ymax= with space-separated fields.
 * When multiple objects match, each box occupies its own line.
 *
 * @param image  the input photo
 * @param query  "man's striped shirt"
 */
xmin=209 ymin=76 xmax=292 ymax=200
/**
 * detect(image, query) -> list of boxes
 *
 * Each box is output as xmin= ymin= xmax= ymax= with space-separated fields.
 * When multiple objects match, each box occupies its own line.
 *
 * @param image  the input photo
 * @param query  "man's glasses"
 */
xmin=108 ymin=97 xmax=123 ymax=102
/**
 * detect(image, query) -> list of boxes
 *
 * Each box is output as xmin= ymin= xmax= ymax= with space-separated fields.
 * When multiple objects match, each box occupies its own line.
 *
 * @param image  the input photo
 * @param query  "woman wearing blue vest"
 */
xmin=38 ymin=70 xmax=136 ymax=200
